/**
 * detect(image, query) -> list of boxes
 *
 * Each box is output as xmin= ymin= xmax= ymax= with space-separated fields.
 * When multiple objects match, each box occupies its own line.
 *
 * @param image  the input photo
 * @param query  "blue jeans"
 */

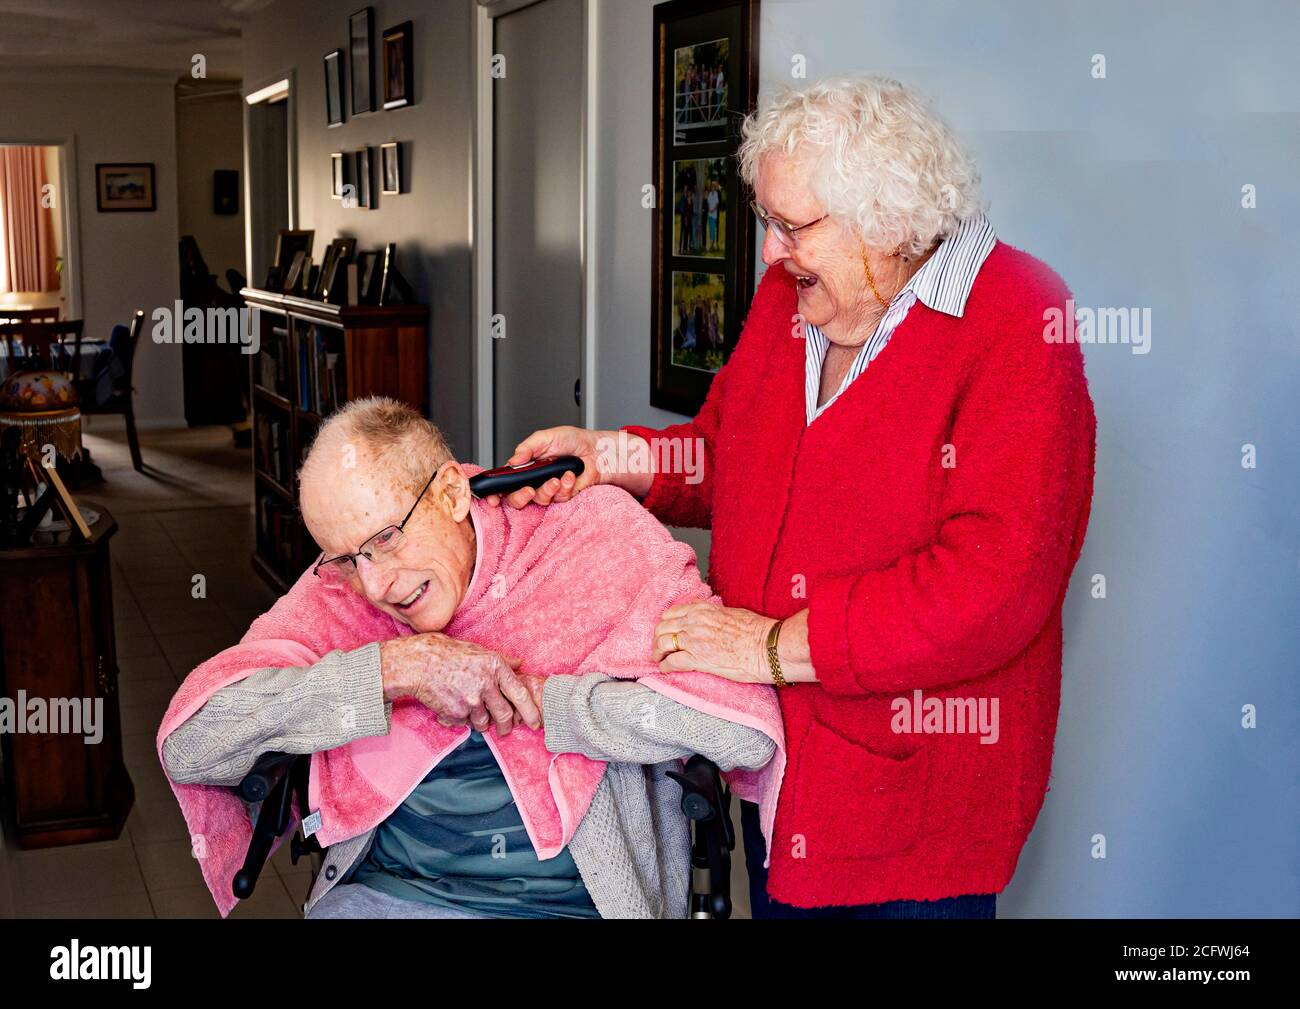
xmin=739 ymin=800 xmax=997 ymax=919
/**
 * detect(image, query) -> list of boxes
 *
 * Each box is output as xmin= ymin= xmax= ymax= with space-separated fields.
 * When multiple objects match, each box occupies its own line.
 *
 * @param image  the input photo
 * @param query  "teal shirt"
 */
xmin=352 ymin=732 xmax=599 ymax=918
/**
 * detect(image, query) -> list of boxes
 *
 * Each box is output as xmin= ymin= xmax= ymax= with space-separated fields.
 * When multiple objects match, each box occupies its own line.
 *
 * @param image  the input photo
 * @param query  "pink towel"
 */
xmin=158 ymin=476 xmax=785 ymax=916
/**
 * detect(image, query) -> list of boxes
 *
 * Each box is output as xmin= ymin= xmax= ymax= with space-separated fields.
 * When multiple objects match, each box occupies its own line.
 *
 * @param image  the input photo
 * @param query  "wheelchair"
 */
xmin=233 ymin=459 xmax=736 ymax=918
xmin=234 ymin=749 xmax=736 ymax=918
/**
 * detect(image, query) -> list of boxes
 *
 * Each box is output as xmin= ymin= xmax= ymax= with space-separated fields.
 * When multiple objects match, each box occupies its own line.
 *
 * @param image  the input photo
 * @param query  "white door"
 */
xmin=490 ymin=0 xmax=585 ymax=462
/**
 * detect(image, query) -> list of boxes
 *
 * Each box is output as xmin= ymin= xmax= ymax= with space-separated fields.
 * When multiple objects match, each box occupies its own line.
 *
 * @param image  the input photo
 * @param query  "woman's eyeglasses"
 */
xmin=751 ymin=201 xmax=828 ymax=249
xmin=312 ymin=469 xmax=438 ymax=584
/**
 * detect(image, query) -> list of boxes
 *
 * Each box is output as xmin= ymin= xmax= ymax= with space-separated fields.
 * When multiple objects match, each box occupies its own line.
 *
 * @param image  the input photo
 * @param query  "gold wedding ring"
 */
xmin=671 ymin=631 xmax=681 ymax=652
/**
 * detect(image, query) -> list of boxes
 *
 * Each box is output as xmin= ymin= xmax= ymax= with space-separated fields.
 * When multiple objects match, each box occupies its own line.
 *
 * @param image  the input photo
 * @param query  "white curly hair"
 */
xmin=738 ymin=76 xmax=984 ymax=259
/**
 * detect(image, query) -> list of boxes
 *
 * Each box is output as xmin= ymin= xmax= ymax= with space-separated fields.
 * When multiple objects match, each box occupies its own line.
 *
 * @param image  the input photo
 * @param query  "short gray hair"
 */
xmin=738 ymin=75 xmax=983 ymax=258
xmin=301 ymin=396 xmax=452 ymax=494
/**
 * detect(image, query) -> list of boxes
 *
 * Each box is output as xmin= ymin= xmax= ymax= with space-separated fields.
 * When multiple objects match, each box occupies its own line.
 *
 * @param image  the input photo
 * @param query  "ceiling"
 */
xmin=0 ymin=0 xmax=276 ymax=80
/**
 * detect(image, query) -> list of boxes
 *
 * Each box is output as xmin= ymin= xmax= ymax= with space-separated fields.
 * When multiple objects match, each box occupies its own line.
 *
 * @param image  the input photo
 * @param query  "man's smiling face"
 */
xmin=300 ymin=437 xmax=477 ymax=633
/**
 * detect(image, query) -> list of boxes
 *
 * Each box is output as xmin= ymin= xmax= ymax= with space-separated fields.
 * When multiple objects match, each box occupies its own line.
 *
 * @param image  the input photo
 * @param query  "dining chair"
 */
xmin=0 ymin=320 xmax=85 ymax=378
xmin=79 ymin=310 xmax=146 ymax=472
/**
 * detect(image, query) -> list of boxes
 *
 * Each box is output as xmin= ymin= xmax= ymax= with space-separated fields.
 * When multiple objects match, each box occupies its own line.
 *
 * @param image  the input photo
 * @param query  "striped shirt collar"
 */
xmin=802 ymin=214 xmax=997 ymax=424
xmin=905 ymin=212 xmax=997 ymax=318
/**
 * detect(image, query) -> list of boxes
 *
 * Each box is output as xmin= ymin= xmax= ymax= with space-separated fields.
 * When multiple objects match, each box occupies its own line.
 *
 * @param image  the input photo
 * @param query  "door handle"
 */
xmin=573 ymin=377 xmax=581 ymax=407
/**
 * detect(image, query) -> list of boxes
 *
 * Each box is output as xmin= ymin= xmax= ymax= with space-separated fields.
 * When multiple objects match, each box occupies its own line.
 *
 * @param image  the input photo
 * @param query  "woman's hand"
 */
xmin=481 ymin=426 xmax=605 ymax=509
xmin=483 ymin=426 xmax=653 ymax=508
xmin=652 ymin=602 xmax=775 ymax=683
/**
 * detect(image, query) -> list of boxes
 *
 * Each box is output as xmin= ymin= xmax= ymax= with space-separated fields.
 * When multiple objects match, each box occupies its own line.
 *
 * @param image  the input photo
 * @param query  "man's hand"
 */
xmin=380 ymin=633 xmax=541 ymax=735
xmin=515 ymin=673 xmax=548 ymax=726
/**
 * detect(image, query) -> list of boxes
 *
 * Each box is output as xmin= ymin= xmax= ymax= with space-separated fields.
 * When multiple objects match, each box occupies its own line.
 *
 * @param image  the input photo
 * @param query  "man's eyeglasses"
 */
xmin=751 ymin=201 xmax=828 ymax=249
xmin=312 ymin=468 xmax=439 ymax=584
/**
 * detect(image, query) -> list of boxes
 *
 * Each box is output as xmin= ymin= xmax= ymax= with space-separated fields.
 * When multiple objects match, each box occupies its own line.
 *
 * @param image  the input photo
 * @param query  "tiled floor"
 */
xmin=3 ymin=418 xmax=309 ymax=919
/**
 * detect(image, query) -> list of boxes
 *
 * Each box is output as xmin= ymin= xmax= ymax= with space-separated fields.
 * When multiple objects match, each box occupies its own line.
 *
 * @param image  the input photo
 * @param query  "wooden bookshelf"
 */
xmin=241 ymin=288 xmax=429 ymax=593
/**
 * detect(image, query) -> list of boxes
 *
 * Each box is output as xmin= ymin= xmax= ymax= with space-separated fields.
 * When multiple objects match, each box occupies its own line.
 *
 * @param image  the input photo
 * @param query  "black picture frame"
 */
xmin=282 ymin=251 xmax=307 ymax=294
xmin=314 ymin=244 xmax=338 ymax=299
xmin=213 ymin=169 xmax=239 ymax=214
xmin=650 ymin=0 xmax=759 ymax=415
xmin=382 ymin=21 xmax=414 ymax=110
xmin=324 ymin=48 xmax=346 ymax=127
xmin=380 ymin=141 xmax=401 ymax=194
xmin=321 ymin=237 xmax=358 ymax=304
xmin=322 ymin=254 xmax=347 ymax=305
xmin=377 ymin=242 xmax=395 ymax=306
xmin=355 ymin=146 xmax=373 ymax=209
xmin=94 ymin=162 xmax=156 ymax=212
xmin=272 ymin=230 xmax=314 ymax=275
xmin=349 ymin=7 xmax=376 ymax=116
xmin=356 ymin=250 xmax=380 ymax=303
xmin=332 ymin=151 xmax=358 ymax=206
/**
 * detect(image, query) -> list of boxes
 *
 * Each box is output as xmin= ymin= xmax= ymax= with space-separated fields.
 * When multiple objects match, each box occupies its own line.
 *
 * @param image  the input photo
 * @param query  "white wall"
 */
xmin=0 ymin=67 xmax=185 ymax=427
xmin=176 ymin=91 xmax=247 ymax=285
xmin=589 ymin=0 xmax=682 ymax=435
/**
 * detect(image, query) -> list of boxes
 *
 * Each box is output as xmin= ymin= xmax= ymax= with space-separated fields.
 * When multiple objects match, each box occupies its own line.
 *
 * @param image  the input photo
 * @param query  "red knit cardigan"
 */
xmin=624 ymin=241 xmax=1096 ymax=907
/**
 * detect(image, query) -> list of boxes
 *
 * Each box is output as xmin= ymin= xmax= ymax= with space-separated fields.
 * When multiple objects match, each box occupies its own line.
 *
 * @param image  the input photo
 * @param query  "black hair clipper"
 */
xmin=468 ymin=456 xmax=585 ymax=498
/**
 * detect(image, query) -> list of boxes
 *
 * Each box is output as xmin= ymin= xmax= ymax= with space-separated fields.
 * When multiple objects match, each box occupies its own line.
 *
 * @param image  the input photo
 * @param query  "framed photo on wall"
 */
xmin=213 ymin=169 xmax=239 ymax=214
xmin=382 ymin=21 xmax=414 ymax=109
xmin=349 ymin=7 xmax=376 ymax=116
xmin=95 ymin=163 xmax=156 ymax=212
xmin=380 ymin=141 xmax=401 ymax=194
xmin=650 ymin=0 xmax=759 ymax=414
xmin=330 ymin=151 xmax=353 ymax=201
xmin=324 ymin=48 xmax=346 ymax=127
xmin=355 ymin=147 xmax=373 ymax=209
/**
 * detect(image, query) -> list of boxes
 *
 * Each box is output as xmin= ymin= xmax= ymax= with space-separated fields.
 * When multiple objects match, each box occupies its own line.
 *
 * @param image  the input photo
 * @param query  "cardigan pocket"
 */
xmin=789 ymin=718 xmax=930 ymax=861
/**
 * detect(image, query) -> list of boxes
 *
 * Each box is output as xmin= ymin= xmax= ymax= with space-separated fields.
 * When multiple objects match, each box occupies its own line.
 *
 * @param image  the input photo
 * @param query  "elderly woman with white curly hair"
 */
xmin=492 ymin=76 xmax=1097 ymax=918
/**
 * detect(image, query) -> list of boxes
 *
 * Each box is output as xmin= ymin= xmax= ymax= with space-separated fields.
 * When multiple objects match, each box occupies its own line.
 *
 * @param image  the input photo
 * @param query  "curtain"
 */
xmin=0 ymin=146 xmax=58 ymax=294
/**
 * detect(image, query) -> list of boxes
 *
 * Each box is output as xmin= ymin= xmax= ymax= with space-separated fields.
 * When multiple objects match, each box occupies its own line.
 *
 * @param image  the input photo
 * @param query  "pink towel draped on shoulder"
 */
xmin=158 ymin=475 xmax=785 ymax=916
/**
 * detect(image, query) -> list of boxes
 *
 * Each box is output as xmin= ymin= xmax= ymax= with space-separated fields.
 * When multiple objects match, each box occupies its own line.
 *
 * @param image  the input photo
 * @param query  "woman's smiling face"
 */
xmin=753 ymin=152 xmax=873 ymax=338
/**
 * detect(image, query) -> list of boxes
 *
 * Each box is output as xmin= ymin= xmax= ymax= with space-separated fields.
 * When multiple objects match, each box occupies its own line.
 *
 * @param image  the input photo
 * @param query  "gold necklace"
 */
xmin=861 ymin=246 xmax=891 ymax=310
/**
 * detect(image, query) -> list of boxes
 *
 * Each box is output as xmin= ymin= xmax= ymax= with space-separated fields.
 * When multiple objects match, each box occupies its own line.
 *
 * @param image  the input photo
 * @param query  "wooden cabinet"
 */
xmin=240 ymin=288 xmax=428 ymax=593
xmin=0 ymin=506 xmax=133 ymax=848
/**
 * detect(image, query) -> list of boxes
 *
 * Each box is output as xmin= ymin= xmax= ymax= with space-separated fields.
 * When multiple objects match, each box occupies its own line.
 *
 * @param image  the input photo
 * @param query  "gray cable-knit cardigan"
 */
xmin=160 ymin=643 xmax=775 ymax=918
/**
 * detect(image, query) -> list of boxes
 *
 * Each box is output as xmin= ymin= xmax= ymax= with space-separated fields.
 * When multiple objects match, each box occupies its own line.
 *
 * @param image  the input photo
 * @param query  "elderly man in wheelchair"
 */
xmin=157 ymin=397 xmax=782 ymax=919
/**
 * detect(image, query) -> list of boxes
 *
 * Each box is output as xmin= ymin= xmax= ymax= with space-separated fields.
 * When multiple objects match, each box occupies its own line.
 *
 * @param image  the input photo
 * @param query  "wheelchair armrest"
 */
xmin=238 ymin=750 xmax=300 ymax=803
xmin=667 ymin=754 xmax=735 ymax=919
xmin=232 ymin=751 xmax=319 ymax=901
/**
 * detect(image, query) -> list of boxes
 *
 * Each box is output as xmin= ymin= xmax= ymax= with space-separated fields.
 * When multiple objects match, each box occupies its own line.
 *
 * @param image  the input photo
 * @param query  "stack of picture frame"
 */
xmin=324 ymin=8 xmax=412 ymax=209
xmin=330 ymin=144 xmax=402 ymax=208
xmin=265 ymin=230 xmax=409 ymax=308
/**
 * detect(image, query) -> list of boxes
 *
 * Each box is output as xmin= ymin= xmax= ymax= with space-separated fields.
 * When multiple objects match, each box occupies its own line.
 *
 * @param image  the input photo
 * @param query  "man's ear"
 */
xmin=435 ymin=461 xmax=472 ymax=522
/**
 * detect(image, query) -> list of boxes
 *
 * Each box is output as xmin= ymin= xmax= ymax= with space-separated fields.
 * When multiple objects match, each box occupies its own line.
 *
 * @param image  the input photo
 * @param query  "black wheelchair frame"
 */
xmin=234 ymin=749 xmax=735 ymax=918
